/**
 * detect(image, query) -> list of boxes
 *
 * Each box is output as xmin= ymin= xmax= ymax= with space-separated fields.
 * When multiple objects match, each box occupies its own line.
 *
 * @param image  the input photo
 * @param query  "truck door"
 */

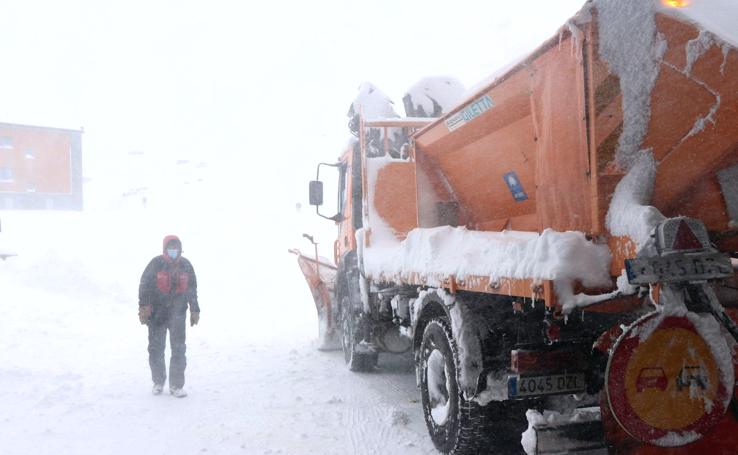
xmin=335 ymin=143 xmax=361 ymax=263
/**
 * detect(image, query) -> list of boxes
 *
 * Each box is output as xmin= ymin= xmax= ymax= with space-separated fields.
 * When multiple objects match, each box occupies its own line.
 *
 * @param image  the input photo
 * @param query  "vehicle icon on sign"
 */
xmin=676 ymin=366 xmax=708 ymax=391
xmin=636 ymin=367 xmax=668 ymax=392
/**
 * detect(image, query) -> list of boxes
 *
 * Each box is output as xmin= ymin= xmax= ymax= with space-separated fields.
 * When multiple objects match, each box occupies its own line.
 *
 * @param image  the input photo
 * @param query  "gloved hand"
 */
xmin=139 ymin=305 xmax=152 ymax=325
xmin=190 ymin=311 xmax=200 ymax=327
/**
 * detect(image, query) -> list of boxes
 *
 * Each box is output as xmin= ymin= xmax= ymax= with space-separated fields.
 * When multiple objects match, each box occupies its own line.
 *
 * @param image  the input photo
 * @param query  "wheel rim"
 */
xmin=426 ymin=348 xmax=451 ymax=426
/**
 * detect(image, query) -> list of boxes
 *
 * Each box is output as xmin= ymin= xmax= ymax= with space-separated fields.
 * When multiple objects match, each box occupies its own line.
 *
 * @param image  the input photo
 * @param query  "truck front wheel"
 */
xmin=420 ymin=317 xmax=524 ymax=454
xmin=340 ymin=296 xmax=377 ymax=372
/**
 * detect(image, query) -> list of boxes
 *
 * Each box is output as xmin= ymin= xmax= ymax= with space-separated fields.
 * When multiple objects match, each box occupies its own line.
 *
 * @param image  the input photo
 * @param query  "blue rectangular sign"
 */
xmin=503 ymin=171 xmax=528 ymax=202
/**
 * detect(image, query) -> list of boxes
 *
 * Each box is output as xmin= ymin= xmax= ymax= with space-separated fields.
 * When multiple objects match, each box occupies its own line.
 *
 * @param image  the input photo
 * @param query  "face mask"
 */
xmin=166 ymin=249 xmax=179 ymax=259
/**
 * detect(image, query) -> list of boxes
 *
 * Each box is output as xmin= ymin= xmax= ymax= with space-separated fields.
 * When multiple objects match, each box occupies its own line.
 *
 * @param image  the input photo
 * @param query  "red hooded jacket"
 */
xmin=138 ymin=235 xmax=199 ymax=319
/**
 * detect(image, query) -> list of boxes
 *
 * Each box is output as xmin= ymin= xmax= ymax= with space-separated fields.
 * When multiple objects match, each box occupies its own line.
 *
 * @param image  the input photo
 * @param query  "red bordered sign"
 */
xmin=606 ymin=314 xmax=732 ymax=447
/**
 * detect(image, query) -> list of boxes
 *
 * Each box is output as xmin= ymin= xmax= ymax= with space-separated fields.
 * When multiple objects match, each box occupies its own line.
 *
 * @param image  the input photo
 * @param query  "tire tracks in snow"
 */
xmin=333 ymin=352 xmax=435 ymax=455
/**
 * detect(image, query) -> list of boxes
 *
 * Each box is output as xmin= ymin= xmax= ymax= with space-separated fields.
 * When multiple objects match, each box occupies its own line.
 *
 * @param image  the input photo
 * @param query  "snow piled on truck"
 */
xmin=402 ymin=77 xmax=465 ymax=118
xmin=605 ymin=151 xmax=665 ymax=251
xmin=362 ymin=157 xmax=613 ymax=312
xmin=363 ymin=226 xmax=612 ymax=292
xmin=349 ymin=82 xmax=400 ymax=120
xmin=595 ymin=0 xmax=666 ymax=171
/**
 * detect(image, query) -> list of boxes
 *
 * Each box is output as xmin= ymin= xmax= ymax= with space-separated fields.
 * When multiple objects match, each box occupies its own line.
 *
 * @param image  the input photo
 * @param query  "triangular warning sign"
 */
xmin=672 ymin=220 xmax=703 ymax=250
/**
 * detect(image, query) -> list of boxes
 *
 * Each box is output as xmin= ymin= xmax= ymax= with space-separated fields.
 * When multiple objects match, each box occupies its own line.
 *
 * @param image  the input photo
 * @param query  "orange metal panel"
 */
xmin=429 ymin=115 xmax=537 ymax=229
xmin=372 ymin=161 xmax=418 ymax=239
xmin=591 ymin=12 xmax=738 ymax=254
xmin=608 ymin=236 xmax=637 ymax=277
xmin=414 ymin=147 xmax=471 ymax=227
xmin=657 ymin=14 xmax=696 ymax=70
xmin=372 ymin=270 xmax=545 ymax=302
xmin=675 ymin=165 xmax=737 ymax=231
xmin=416 ymin=69 xmax=533 ymax=159
xmin=336 ymin=147 xmax=357 ymax=262
xmin=651 ymin=36 xmax=738 ymax=226
xmin=642 ymin=64 xmax=715 ymax=162
xmin=529 ymin=33 xmax=592 ymax=233
xmin=411 ymin=32 xmax=593 ymax=234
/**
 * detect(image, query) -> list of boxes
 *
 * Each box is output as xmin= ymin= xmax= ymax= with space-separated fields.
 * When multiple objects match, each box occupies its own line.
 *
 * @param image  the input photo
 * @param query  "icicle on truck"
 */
xmin=293 ymin=1 xmax=738 ymax=453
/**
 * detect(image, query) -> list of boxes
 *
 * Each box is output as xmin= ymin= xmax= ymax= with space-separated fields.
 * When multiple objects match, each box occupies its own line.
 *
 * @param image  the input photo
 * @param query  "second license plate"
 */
xmin=508 ymin=372 xmax=586 ymax=398
xmin=625 ymin=252 xmax=733 ymax=285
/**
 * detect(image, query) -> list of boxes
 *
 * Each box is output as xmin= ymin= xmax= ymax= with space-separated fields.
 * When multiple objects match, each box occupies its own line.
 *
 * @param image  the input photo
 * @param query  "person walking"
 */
xmin=138 ymin=235 xmax=200 ymax=398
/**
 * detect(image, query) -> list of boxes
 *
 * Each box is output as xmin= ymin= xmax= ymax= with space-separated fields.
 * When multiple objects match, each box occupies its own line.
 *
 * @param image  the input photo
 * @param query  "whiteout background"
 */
xmin=5 ymin=1 xmax=709 ymax=454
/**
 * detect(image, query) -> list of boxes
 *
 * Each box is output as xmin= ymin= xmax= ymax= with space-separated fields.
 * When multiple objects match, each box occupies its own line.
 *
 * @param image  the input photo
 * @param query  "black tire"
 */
xmin=420 ymin=317 xmax=526 ymax=454
xmin=340 ymin=295 xmax=378 ymax=372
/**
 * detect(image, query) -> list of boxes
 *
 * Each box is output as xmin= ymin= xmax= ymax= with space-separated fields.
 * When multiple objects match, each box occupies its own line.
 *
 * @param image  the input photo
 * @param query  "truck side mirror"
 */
xmin=309 ymin=181 xmax=323 ymax=206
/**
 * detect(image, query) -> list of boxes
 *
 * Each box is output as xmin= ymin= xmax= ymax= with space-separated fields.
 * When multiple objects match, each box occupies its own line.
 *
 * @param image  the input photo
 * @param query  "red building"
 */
xmin=0 ymin=122 xmax=83 ymax=210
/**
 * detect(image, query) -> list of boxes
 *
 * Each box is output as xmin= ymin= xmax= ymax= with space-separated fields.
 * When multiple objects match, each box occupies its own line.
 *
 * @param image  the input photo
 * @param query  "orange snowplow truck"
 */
xmin=296 ymin=1 xmax=738 ymax=454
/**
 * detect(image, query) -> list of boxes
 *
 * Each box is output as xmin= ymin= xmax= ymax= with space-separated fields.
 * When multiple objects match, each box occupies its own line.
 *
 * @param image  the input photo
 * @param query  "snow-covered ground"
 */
xmin=0 ymin=203 xmax=436 ymax=454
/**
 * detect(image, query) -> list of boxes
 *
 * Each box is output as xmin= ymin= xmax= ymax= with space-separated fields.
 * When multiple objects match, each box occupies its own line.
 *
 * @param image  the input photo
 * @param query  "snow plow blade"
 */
xmin=289 ymin=249 xmax=339 ymax=350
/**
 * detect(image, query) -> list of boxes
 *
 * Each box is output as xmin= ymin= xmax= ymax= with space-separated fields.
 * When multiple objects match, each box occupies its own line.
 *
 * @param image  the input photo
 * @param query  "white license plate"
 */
xmin=508 ymin=373 xmax=586 ymax=398
xmin=625 ymin=252 xmax=733 ymax=285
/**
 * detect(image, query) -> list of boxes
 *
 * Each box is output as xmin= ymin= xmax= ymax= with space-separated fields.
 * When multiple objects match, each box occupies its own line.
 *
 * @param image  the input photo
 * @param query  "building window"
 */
xmin=0 ymin=167 xmax=13 ymax=182
xmin=24 ymin=149 xmax=35 ymax=159
xmin=0 ymin=136 xmax=12 ymax=149
xmin=26 ymin=183 xmax=37 ymax=192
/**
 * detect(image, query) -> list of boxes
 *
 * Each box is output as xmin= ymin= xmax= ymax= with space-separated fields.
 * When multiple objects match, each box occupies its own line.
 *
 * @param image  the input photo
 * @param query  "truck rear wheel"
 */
xmin=340 ymin=296 xmax=377 ymax=372
xmin=420 ymin=317 xmax=525 ymax=454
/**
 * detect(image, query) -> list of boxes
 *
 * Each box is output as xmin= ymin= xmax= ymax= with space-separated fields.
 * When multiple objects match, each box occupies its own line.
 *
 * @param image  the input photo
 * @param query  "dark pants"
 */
xmin=148 ymin=305 xmax=187 ymax=389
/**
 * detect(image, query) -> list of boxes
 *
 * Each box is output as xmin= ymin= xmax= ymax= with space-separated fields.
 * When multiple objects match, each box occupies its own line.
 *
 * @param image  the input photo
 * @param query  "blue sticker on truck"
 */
xmin=445 ymin=94 xmax=494 ymax=131
xmin=503 ymin=171 xmax=528 ymax=202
